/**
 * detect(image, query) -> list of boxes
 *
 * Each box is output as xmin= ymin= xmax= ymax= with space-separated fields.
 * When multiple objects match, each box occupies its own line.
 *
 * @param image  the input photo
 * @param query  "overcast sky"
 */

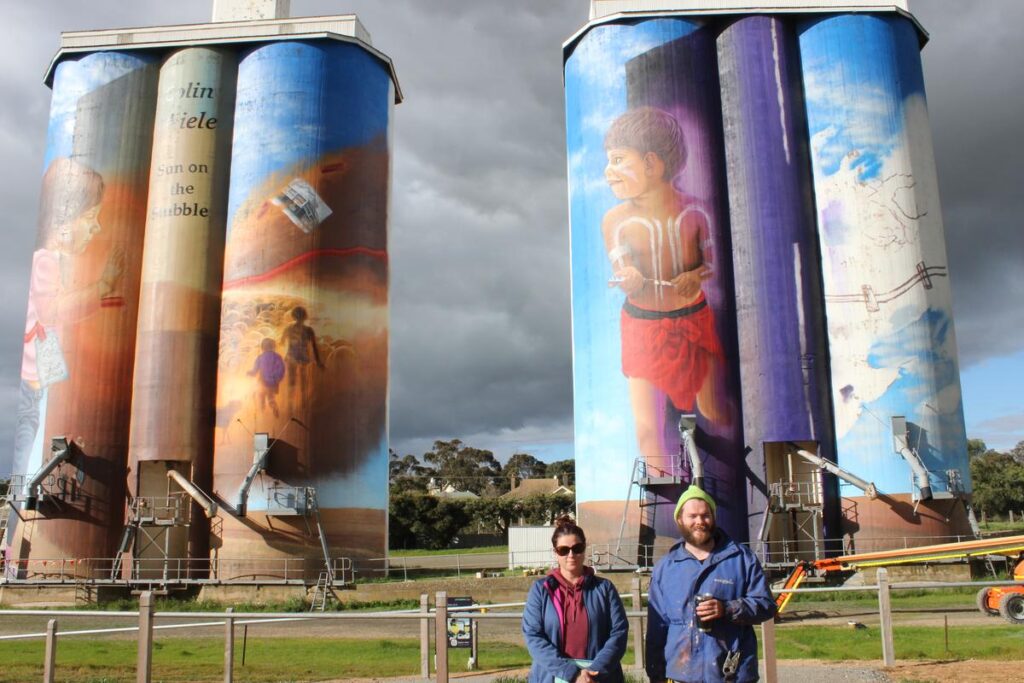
xmin=0 ymin=0 xmax=1020 ymax=475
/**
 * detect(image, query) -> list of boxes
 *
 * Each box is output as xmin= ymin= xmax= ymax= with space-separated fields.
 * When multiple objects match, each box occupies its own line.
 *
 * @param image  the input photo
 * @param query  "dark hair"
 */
xmin=604 ymin=106 xmax=687 ymax=180
xmin=551 ymin=515 xmax=586 ymax=547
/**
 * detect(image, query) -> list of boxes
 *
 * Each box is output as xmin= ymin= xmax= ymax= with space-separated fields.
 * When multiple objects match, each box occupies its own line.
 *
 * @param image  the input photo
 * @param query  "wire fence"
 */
xmin=4 ymin=572 xmax=1022 ymax=683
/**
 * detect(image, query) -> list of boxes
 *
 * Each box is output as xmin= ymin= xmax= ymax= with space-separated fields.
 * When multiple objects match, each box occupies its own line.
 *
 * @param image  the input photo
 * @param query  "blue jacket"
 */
xmin=646 ymin=531 xmax=776 ymax=682
xmin=522 ymin=572 xmax=629 ymax=682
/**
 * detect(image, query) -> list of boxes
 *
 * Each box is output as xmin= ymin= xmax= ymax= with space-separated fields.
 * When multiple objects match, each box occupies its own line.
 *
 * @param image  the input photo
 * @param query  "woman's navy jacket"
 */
xmin=522 ymin=571 xmax=629 ymax=682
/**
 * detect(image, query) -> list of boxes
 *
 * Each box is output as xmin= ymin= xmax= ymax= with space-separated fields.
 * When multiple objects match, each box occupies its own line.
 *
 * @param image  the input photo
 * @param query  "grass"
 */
xmin=389 ymin=545 xmax=507 ymax=557
xmin=769 ymin=625 xmax=1024 ymax=661
xmin=980 ymin=519 xmax=1024 ymax=533
xmin=0 ymin=625 xmax=1019 ymax=681
xmin=0 ymin=637 xmax=533 ymax=682
xmin=784 ymin=586 xmax=982 ymax=611
xmin=39 ymin=596 xmax=423 ymax=614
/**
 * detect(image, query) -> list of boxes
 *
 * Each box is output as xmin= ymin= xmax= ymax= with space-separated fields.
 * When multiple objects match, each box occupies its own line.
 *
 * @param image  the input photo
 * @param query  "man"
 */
xmin=646 ymin=486 xmax=776 ymax=682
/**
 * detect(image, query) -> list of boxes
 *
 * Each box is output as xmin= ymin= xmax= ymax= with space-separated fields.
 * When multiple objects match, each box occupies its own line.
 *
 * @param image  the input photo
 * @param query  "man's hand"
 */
xmin=696 ymin=597 xmax=725 ymax=622
xmin=613 ymin=266 xmax=644 ymax=295
xmin=671 ymin=264 xmax=711 ymax=300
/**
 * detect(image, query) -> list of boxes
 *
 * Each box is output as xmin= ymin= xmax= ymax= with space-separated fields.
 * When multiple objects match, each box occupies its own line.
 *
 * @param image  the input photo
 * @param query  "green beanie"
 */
xmin=674 ymin=485 xmax=717 ymax=520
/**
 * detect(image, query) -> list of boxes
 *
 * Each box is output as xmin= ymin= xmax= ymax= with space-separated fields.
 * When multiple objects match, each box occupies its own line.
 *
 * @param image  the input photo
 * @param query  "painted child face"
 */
xmin=605 ymin=147 xmax=655 ymax=200
xmin=61 ymin=203 xmax=102 ymax=255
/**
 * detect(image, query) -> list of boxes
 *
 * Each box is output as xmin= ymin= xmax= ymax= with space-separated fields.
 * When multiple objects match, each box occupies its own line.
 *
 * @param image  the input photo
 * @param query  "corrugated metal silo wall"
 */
xmin=798 ymin=14 xmax=971 ymax=549
xmin=717 ymin=16 xmax=839 ymax=551
xmin=128 ymin=47 xmax=238 ymax=571
xmin=564 ymin=18 xmax=747 ymax=554
xmin=8 ymin=51 xmax=157 ymax=569
xmin=210 ymin=40 xmax=392 ymax=576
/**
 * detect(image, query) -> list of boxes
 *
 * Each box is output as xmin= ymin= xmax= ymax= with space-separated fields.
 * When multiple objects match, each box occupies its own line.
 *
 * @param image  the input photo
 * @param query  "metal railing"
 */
xmin=5 ymin=573 xmax=1022 ymax=683
xmin=2 ymin=556 xmax=354 ymax=585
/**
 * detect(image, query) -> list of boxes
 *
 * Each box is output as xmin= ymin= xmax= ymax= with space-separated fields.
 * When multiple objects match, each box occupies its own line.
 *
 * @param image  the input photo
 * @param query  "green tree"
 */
xmin=546 ymin=459 xmax=576 ymax=487
xmin=1011 ymin=440 xmax=1024 ymax=465
xmin=389 ymin=493 xmax=471 ymax=550
xmin=423 ymin=439 xmax=503 ymax=495
xmin=967 ymin=438 xmax=988 ymax=459
xmin=970 ymin=450 xmax=1024 ymax=517
xmin=389 ymin=449 xmax=432 ymax=495
xmin=502 ymin=453 xmax=547 ymax=483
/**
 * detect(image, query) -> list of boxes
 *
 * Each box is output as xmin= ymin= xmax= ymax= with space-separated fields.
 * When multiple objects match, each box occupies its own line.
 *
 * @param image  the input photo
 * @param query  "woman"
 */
xmin=522 ymin=516 xmax=628 ymax=682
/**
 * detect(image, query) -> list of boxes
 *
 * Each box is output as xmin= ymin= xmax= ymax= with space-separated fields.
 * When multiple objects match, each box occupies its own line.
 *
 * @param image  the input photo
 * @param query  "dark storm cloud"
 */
xmin=914 ymin=0 xmax=1024 ymax=365
xmin=0 ymin=1 xmax=1018 ymax=470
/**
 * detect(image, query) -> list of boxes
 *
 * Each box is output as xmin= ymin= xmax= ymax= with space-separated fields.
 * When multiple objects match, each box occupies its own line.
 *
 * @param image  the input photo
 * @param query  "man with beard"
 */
xmin=646 ymin=486 xmax=776 ymax=682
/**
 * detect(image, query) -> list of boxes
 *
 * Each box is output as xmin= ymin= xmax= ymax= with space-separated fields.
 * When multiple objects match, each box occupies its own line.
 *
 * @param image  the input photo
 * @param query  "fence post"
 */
xmin=877 ymin=568 xmax=895 ymax=666
xmin=630 ymin=577 xmax=644 ymax=670
xmin=760 ymin=618 xmax=778 ymax=683
xmin=224 ymin=606 xmax=235 ymax=683
xmin=420 ymin=594 xmax=430 ymax=679
xmin=435 ymin=591 xmax=449 ymax=683
xmin=137 ymin=591 xmax=154 ymax=683
xmin=43 ymin=618 xmax=57 ymax=683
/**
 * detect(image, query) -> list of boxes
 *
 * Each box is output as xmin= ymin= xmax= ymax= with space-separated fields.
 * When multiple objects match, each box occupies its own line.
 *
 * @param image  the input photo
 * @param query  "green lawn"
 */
xmin=389 ymin=545 xmax=507 ymax=557
xmin=0 ymin=625 xmax=1019 ymax=681
xmin=784 ymin=586 xmax=982 ymax=611
xmin=770 ymin=625 xmax=1024 ymax=660
xmin=0 ymin=637 xmax=533 ymax=682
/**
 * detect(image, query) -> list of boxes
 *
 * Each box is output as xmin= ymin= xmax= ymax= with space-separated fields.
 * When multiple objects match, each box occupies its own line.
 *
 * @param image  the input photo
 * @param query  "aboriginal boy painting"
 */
xmin=602 ymin=106 xmax=726 ymax=465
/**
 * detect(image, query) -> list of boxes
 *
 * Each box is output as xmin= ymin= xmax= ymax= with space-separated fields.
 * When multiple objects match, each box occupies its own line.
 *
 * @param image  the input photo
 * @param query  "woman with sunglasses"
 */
xmin=522 ymin=516 xmax=628 ymax=682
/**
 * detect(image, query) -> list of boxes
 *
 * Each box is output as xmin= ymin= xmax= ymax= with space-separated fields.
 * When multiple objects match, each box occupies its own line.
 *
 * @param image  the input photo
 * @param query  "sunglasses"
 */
xmin=554 ymin=543 xmax=586 ymax=556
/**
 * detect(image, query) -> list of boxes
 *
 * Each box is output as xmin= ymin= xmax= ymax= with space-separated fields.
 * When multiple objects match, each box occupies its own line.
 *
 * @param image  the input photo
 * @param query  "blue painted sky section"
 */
xmin=799 ymin=15 xmax=924 ymax=183
xmin=801 ymin=15 xmax=969 ymax=496
xmin=564 ymin=19 xmax=697 ymax=503
xmin=44 ymin=52 xmax=157 ymax=169
xmin=226 ymin=40 xmax=390 ymax=228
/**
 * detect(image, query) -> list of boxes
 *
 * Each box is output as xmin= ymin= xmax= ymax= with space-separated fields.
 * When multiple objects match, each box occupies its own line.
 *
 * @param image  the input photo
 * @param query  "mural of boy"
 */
xmin=601 ymin=107 xmax=725 ymax=463
xmin=247 ymin=337 xmax=286 ymax=418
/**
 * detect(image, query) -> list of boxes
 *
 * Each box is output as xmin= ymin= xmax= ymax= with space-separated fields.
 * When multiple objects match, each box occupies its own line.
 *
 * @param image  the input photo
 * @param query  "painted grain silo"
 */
xmin=564 ymin=15 xmax=746 ymax=559
xmin=209 ymin=37 xmax=397 ymax=579
xmin=798 ymin=11 xmax=973 ymax=550
xmin=6 ymin=51 xmax=157 ymax=575
xmin=567 ymin=1 xmax=973 ymax=559
xmin=126 ymin=46 xmax=237 ymax=580
xmin=716 ymin=15 xmax=839 ymax=562
xmin=6 ymin=2 xmax=399 ymax=583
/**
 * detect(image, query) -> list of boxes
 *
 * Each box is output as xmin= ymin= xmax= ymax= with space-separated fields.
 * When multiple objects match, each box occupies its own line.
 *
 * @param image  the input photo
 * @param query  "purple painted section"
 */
xmin=623 ymin=24 xmax=746 ymax=543
xmin=717 ymin=17 xmax=838 ymax=543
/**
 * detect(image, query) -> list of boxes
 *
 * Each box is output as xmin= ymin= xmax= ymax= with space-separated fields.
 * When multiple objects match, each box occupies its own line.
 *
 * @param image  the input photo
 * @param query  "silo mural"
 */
xmin=798 ymin=14 xmax=971 ymax=548
xmin=8 ymin=52 xmax=157 ymax=572
xmin=717 ymin=16 xmax=838 ymax=556
xmin=564 ymin=18 xmax=746 ymax=553
xmin=127 ymin=47 xmax=237 ymax=576
xmin=210 ymin=40 xmax=393 ymax=575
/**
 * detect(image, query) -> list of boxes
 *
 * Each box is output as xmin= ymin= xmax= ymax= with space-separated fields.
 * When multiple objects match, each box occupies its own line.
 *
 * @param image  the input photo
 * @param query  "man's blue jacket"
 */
xmin=522 ymin=571 xmax=628 ymax=682
xmin=645 ymin=530 xmax=776 ymax=682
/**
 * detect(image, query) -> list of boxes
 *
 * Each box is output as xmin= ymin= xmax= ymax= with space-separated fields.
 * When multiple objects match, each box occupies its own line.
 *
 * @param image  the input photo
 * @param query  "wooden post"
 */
xmin=137 ymin=591 xmax=154 ymax=683
xmin=224 ymin=606 xmax=235 ymax=683
xmin=469 ymin=617 xmax=479 ymax=670
xmin=877 ymin=568 xmax=895 ymax=666
xmin=43 ymin=619 xmax=57 ymax=683
xmin=420 ymin=594 xmax=430 ymax=679
xmin=435 ymin=591 xmax=449 ymax=683
xmin=760 ymin=618 xmax=778 ymax=683
xmin=630 ymin=577 xmax=644 ymax=669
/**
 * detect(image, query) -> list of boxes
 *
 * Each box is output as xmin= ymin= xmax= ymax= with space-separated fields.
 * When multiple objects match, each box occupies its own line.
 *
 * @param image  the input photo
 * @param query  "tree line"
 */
xmin=389 ymin=439 xmax=574 ymax=495
xmin=968 ymin=438 xmax=1024 ymax=518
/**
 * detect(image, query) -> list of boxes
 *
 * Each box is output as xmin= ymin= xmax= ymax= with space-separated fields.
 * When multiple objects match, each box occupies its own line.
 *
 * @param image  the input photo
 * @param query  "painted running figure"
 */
xmin=280 ymin=305 xmax=324 ymax=405
xmin=601 ymin=107 xmax=726 ymax=463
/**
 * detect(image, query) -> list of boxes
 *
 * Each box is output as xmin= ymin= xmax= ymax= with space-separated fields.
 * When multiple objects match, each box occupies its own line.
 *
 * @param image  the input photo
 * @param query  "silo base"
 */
xmin=839 ymin=493 xmax=975 ymax=554
xmin=210 ymin=508 xmax=385 ymax=582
